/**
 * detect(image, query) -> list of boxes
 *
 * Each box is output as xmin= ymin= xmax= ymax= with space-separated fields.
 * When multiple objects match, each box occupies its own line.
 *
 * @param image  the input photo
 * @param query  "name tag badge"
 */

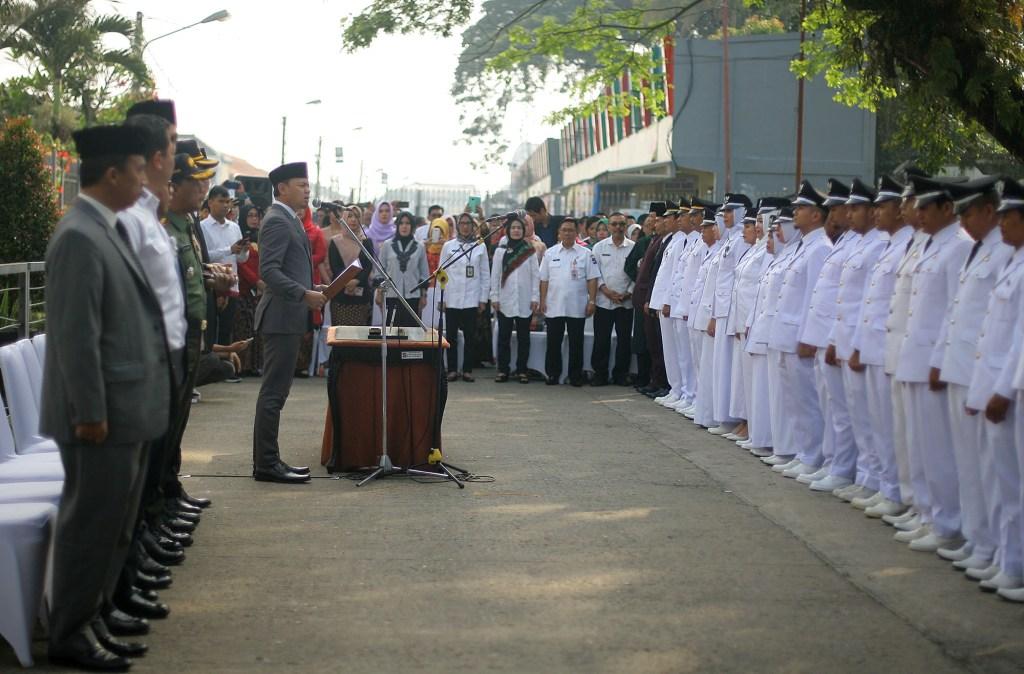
xmin=601 ymin=253 xmax=611 ymax=257
xmin=466 ymin=265 xmax=475 ymax=278
xmin=551 ymin=258 xmax=562 ymax=268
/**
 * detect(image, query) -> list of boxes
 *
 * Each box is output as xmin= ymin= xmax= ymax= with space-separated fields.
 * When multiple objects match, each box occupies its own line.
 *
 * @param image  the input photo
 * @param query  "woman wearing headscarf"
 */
xmin=328 ymin=206 xmax=376 ymax=326
xmin=376 ymin=211 xmax=428 ymax=327
xmin=296 ymin=206 xmax=328 ymax=376
xmin=233 ymin=204 xmax=265 ymax=375
xmin=490 ymin=213 xmax=539 ymax=383
xmin=425 ymin=217 xmax=449 ymax=274
xmin=365 ymin=199 xmax=396 ymax=248
xmin=439 ymin=212 xmax=490 ymax=382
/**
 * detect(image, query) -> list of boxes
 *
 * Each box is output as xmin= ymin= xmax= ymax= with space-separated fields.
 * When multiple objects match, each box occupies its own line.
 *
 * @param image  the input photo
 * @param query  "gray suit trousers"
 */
xmin=49 ymin=441 xmax=146 ymax=646
xmin=253 ymin=332 xmax=303 ymax=470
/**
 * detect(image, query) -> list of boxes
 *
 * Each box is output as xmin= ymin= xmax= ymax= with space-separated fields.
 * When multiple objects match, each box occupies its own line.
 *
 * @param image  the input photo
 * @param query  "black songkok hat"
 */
xmin=846 ymin=177 xmax=877 ymax=205
xmin=947 ymin=175 xmax=1000 ymax=214
xmin=998 ymin=177 xmax=1024 ymax=213
xmin=823 ymin=178 xmax=850 ymax=206
xmin=724 ymin=193 xmax=753 ymax=210
xmin=793 ymin=180 xmax=828 ymax=210
xmin=648 ymin=201 xmax=667 ymax=216
xmin=126 ymin=99 xmax=176 ymax=125
xmin=72 ymin=125 xmax=148 ymax=160
xmin=875 ymin=175 xmax=904 ymax=204
xmin=269 ymin=162 xmax=309 ymax=186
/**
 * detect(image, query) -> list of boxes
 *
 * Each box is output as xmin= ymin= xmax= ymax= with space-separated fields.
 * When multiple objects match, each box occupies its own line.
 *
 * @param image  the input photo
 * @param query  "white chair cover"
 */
xmin=30 ymin=334 xmax=45 ymax=372
xmin=0 ymin=482 xmax=62 ymax=506
xmin=0 ymin=412 xmax=63 ymax=483
xmin=0 ymin=502 xmax=58 ymax=667
xmin=0 ymin=343 xmax=58 ymax=455
xmin=16 ymin=340 xmax=42 ymax=409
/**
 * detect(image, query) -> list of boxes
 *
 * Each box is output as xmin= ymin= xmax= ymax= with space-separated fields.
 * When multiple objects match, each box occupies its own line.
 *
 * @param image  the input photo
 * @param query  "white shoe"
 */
xmin=997 ymin=586 xmax=1024 ymax=602
xmin=723 ymin=433 xmax=740 ymax=441
xmin=979 ymin=571 xmax=1023 ymax=593
xmin=893 ymin=525 xmax=930 ymax=543
xmin=840 ymin=486 xmax=876 ymax=503
xmin=936 ymin=542 xmax=972 ymax=562
xmin=908 ymin=533 xmax=963 ymax=553
xmin=683 ymin=410 xmax=696 ymax=419
xmin=708 ymin=424 xmax=736 ymax=436
xmin=772 ymin=458 xmax=801 ymax=473
xmin=810 ymin=475 xmax=853 ymax=492
xmin=669 ymin=399 xmax=691 ymax=412
xmin=782 ymin=462 xmax=818 ymax=479
xmin=966 ymin=563 xmax=1000 ymax=582
xmin=656 ymin=393 xmax=679 ymax=405
xmin=750 ymin=447 xmax=773 ymax=458
xmin=864 ymin=499 xmax=906 ymax=519
xmin=894 ymin=514 xmax=923 ymax=532
xmin=833 ymin=483 xmax=861 ymax=499
xmin=953 ymin=553 xmax=992 ymax=572
xmin=732 ymin=435 xmax=749 ymax=443
xmin=882 ymin=508 xmax=917 ymax=526
xmin=797 ymin=467 xmax=829 ymax=485
xmin=851 ymin=491 xmax=885 ymax=510
xmin=761 ymin=454 xmax=792 ymax=466
xmin=737 ymin=439 xmax=753 ymax=448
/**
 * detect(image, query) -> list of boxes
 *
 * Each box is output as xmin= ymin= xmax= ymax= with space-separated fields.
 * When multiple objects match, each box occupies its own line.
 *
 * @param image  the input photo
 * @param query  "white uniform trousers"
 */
xmin=865 ymin=365 xmax=902 ymax=503
xmin=659 ymin=315 xmax=683 ymax=399
xmin=688 ymin=326 xmax=704 ymax=396
xmin=891 ymin=379 xmax=917 ymax=506
xmin=843 ymin=363 xmax=880 ymax=491
xmin=985 ymin=412 xmax=1021 ymax=577
xmin=813 ymin=352 xmax=837 ymax=472
xmin=767 ymin=349 xmax=791 ymax=456
xmin=729 ymin=335 xmax=751 ymax=421
xmin=711 ymin=327 xmax=737 ymax=424
xmin=908 ymin=383 xmax=961 ymax=538
xmin=672 ymin=319 xmax=695 ymax=403
xmin=781 ymin=351 xmax=824 ymax=466
xmin=1014 ymin=391 xmax=1024 ymax=576
xmin=816 ymin=350 xmax=859 ymax=480
xmin=748 ymin=354 xmax=772 ymax=449
xmin=947 ymin=384 xmax=997 ymax=560
xmin=694 ymin=333 xmax=717 ymax=427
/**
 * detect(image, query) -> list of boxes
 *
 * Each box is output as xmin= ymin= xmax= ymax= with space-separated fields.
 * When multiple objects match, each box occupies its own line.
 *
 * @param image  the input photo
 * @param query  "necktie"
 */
xmin=964 ymin=239 xmax=983 ymax=269
xmin=114 ymin=219 xmax=132 ymax=248
xmin=923 ymin=236 xmax=934 ymax=253
xmin=794 ymin=240 xmax=803 ymax=254
xmin=904 ymin=237 xmax=913 ymax=254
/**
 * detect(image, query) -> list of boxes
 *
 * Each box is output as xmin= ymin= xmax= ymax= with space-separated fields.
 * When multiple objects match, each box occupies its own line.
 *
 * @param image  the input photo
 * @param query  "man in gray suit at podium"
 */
xmin=253 ymin=161 xmax=326 ymax=484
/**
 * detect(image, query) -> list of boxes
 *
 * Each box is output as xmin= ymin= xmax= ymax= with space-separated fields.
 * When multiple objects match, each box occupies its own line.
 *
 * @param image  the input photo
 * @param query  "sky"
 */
xmin=3 ymin=0 xmax=560 ymax=199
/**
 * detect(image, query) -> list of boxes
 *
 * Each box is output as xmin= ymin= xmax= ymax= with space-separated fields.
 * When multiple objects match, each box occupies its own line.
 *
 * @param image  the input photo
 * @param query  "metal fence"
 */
xmin=0 ymin=262 xmax=45 ymax=341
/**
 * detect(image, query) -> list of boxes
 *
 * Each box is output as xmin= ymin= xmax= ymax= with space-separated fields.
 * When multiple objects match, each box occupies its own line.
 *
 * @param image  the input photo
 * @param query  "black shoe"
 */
xmin=103 ymin=608 xmax=149 ymax=637
xmin=280 ymin=462 xmax=310 ymax=475
xmin=165 ymin=507 xmax=200 ymax=524
xmin=253 ymin=465 xmax=311 ymax=484
xmin=569 ymin=378 xmax=584 ymax=387
xmin=637 ymin=385 xmax=656 ymax=394
xmin=133 ymin=544 xmax=169 ymax=577
xmin=161 ymin=516 xmax=196 ymax=534
xmin=136 ymin=588 xmax=159 ymax=602
xmin=545 ymin=376 xmax=559 ymax=386
xmin=117 ymin=591 xmax=170 ymax=620
xmin=590 ymin=375 xmax=608 ymax=387
xmin=613 ymin=375 xmax=630 ymax=386
xmin=140 ymin=531 xmax=185 ymax=566
xmin=49 ymin=628 xmax=131 ymax=671
xmin=157 ymin=524 xmax=193 ymax=547
xmin=644 ymin=387 xmax=670 ymax=398
xmin=135 ymin=571 xmax=172 ymax=591
xmin=174 ymin=499 xmax=203 ymax=515
xmin=92 ymin=617 xmax=147 ymax=658
xmin=180 ymin=493 xmax=212 ymax=509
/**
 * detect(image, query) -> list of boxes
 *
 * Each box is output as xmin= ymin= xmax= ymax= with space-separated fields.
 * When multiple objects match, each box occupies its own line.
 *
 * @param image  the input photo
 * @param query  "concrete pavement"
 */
xmin=8 ymin=375 xmax=1024 ymax=673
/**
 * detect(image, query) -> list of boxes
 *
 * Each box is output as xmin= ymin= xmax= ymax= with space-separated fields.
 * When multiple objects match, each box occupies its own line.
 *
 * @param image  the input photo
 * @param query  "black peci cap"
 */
xmin=269 ymin=162 xmax=309 ymax=186
xmin=72 ymin=125 xmax=149 ymax=159
xmin=126 ymin=99 xmax=176 ymax=125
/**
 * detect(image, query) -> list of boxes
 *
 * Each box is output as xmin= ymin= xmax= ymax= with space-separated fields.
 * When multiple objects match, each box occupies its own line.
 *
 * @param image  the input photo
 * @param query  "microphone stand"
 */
xmin=331 ymin=216 xmax=464 ymax=488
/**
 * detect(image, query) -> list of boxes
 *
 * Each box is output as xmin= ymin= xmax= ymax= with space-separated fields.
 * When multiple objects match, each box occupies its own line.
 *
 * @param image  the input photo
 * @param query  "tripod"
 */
xmin=334 ymin=218 xmax=464 ymax=488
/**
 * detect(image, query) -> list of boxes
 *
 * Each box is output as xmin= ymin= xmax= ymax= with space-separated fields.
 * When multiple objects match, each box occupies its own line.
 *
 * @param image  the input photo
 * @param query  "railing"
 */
xmin=0 ymin=262 xmax=46 ymax=341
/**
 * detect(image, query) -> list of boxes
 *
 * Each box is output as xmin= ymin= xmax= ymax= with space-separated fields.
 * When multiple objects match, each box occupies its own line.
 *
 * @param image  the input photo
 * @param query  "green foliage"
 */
xmin=2 ymin=0 xmax=150 ymax=139
xmin=0 ymin=117 xmax=61 ymax=263
xmin=341 ymin=0 xmax=474 ymax=48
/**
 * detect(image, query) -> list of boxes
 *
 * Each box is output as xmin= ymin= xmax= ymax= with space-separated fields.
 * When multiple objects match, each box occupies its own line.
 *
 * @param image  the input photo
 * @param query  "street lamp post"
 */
xmin=280 ymin=99 xmax=321 ymax=164
xmin=140 ymin=10 xmax=230 ymax=54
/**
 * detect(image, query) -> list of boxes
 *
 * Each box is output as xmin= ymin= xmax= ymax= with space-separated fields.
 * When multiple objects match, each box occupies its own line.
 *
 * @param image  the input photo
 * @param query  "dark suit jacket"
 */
xmin=40 ymin=198 xmax=170 ymax=444
xmin=632 ymin=234 xmax=664 ymax=308
xmin=255 ymin=203 xmax=313 ymax=335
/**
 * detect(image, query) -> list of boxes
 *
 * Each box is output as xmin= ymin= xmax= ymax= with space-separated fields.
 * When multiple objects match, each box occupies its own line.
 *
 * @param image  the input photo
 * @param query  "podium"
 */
xmin=322 ymin=326 xmax=448 ymax=472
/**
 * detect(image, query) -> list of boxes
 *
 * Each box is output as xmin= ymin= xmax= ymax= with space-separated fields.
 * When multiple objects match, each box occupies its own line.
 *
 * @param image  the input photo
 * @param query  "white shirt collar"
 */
xmin=273 ymin=199 xmax=296 ymax=219
xmin=78 ymin=193 xmax=118 ymax=229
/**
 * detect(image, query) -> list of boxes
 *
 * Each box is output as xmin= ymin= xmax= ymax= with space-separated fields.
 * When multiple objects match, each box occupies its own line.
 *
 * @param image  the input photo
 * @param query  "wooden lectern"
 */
xmin=321 ymin=325 xmax=448 ymax=472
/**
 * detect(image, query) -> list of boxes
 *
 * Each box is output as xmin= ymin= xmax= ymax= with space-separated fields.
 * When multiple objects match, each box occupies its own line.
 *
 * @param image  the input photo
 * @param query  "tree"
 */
xmin=0 ymin=116 xmax=61 ymax=263
xmin=3 ymin=0 xmax=148 ymax=139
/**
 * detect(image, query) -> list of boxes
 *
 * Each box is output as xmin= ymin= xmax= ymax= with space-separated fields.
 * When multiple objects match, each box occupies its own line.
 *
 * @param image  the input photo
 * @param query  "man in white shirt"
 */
xmin=650 ymin=207 xmax=687 ymax=405
xmin=415 ymin=204 xmax=444 ymax=242
xmin=201 ymin=185 xmax=249 ymax=347
xmin=591 ymin=212 xmax=635 ymax=386
xmin=539 ymin=218 xmax=600 ymax=386
xmin=440 ymin=214 xmax=491 ymax=381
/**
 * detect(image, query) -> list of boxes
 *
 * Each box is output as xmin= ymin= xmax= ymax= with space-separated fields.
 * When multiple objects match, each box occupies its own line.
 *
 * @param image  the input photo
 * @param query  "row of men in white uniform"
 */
xmin=643 ymin=173 xmax=1024 ymax=603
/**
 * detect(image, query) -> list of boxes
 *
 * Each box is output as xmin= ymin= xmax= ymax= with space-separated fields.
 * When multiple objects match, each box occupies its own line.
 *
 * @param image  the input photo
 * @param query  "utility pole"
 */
xmin=795 ymin=0 xmax=807 ymax=191
xmin=280 ymin=116 xmax=287 ymax=164
xmin=132 ymin=12 xmax=144 ymax=93
xmin=721 ymin=0 xmax=731 ymax=193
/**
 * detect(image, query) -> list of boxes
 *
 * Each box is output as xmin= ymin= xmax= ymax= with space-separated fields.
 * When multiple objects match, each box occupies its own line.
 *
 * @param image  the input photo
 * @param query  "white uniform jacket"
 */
xmin=832 ymin=228 xmax=888 ymax=360
xmin=670 ymin=233 xmax=704 ymax=320
xmin=768 ymin=228 xmax=833 ymax=354
xmin=439 ymin=238 xmax=491 ymax=309
xmin=727 ymin=240 xmax=766 ymax=337
xmin=800 ymin=228 xmax=859 ymax=348
xmin=852 ymin=225 xmax=913 ymax=368
xmin=894 ymin=222 xmax=973 ymax=384
xmin=649 ymin=232 xmax=684 ymax=310
xmin=968 ymin=247 xmax=1024 ymax=408
xmin=490 ymin=244 xmax=540 ymax=318
xmin=712 ymin=226 xmax=752 ymax=320
xmin=746 ymin=235 xmax=802 ymax=356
